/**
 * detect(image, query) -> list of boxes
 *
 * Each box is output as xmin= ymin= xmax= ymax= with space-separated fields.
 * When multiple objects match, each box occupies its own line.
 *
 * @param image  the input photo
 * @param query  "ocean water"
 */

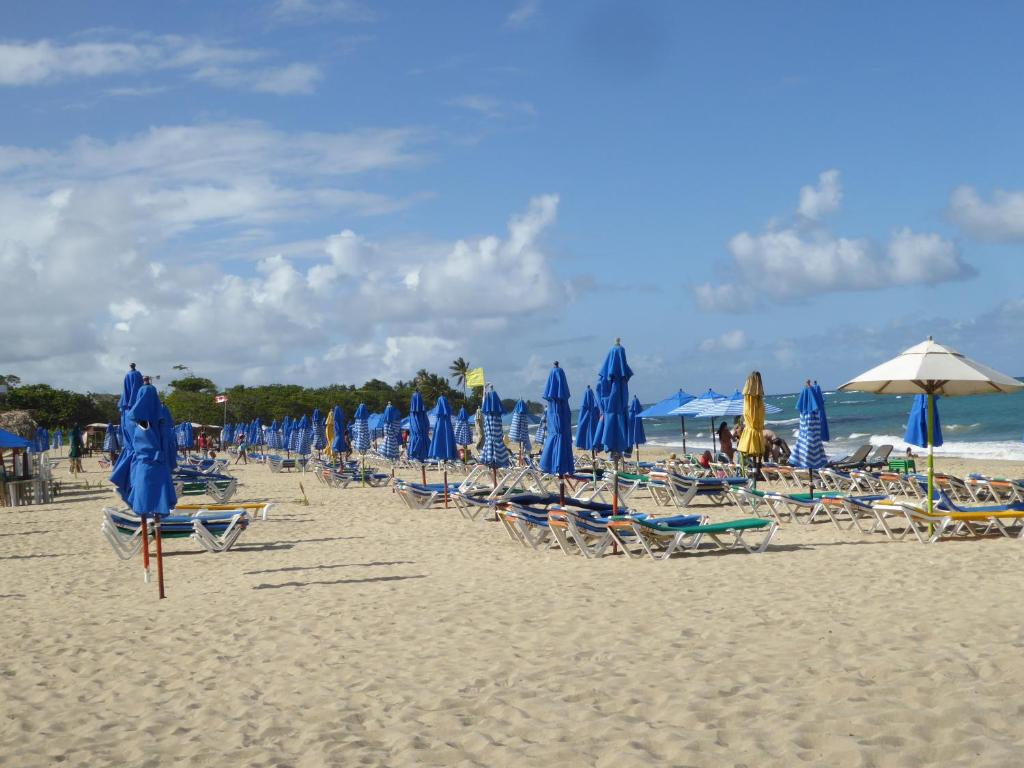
xmin=638 ymin=388 xmax=1024 ymax=462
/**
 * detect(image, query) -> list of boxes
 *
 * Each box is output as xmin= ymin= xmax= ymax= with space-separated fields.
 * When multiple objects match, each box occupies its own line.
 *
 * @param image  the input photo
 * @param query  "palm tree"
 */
xmin=449 ymin=357 xmax=470 ymax=398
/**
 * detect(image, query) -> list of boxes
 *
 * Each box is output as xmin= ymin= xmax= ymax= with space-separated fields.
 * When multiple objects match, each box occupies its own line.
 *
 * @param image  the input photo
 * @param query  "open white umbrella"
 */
xmin=840 ymin=337 xmax=1023 ymax=513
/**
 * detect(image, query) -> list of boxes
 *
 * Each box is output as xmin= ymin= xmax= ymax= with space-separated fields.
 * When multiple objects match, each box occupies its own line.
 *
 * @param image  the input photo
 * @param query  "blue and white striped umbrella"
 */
xmin=453 ymin=406 xmax=471 ymax=447
xmin=790 ymin=411 xmax=828 ymax=469
xmin=289 ymin=415 xmax=312 ymax=454
xmin=312 ymin=408 xmax=327 ymax=451
xmin=534 ymin=412 xmax=547 ymax=446
xmin=479 ymin=387 xmax=510 ymax=468
xmin=352 ymin=403 xmax=371 ymax=454
xmin=102 ymin=423 xmax=120 ymax=452
xmin=508 ymin=399 xmax=532 ymax=454
xmin=379 ymin=403 xmax=401 ymax=461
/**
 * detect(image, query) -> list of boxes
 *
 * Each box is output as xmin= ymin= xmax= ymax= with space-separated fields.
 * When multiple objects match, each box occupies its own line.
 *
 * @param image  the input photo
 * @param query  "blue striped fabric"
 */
xmin=534 ymin=412 xmax=547 ymax=446
xmin=479 ymin=411 xmax=510 ymax=468
xmin=508 ymin=411 xmax=532 ymax=453
xmin=351 ymin=418 xmax=370 ymax=453
xmin=379 ymin=420 xmax=401 ymax=460
xmin=790 ymin=410 xmax=828 ymax=469
xmin=453 ymin=414 xmax=471 ymax=446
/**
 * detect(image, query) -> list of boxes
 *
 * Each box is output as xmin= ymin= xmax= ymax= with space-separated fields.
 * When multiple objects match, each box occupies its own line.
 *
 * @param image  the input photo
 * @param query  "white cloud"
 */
xmin=271 ymin=0 xmax=375 ymax=23
xmin=448 ymin=94 xmax=537 ymax=119
xmin=506 ymin=0 xmax=541 ymax=28
xmin=947 ymin=185 xmax=1024 ymax=242
xmin=0 ymin=121 xmax=568 ymax=391
xmin=694 ymin=170 xmax=973 ymax=311
xmin=0 ymin=36 xmax=320 ymax=94
xmin=797 ymin=169 xmax=841 ymax=220
xmin=699 ymin=329 xmax=747 ymax=352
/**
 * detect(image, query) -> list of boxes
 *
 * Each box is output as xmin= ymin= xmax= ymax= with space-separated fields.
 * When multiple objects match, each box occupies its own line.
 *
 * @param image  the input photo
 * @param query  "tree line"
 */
xmin=0 ymin=365 xmax=543 ymax=428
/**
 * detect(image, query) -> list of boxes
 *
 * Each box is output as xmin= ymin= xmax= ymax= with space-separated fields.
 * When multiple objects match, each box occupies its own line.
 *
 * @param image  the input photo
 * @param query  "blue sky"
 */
xmin=2 ymin=0 xmax=1022 ymax=401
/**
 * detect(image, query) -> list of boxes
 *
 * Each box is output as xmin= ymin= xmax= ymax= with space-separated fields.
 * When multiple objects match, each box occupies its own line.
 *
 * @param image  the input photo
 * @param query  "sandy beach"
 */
xmin=1 ymin=452 xmax=1023 ymax=767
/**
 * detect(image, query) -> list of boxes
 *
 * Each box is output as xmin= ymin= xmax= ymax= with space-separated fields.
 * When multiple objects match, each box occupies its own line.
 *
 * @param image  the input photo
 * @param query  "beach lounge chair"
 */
xmin=964 ymin=475 xmax=1024 ymax=504
xmin=829 ymin=444 xmax=872 ymax=469
xmin=758 ymin=464 xmax=802 ymax=488
xmin=760 ymin=490 xmax=844 ymax=524
xmin=101 ymin=505 xmax=253 ymax=558
xmin=394 ymin=481 xmax=456 ymax=509
xmin=806 ymin=494 xmax=888 ymax=530
xmin=648 ymin=472 xmax=747 ymax=508
xmin=175 ymin=501 xmax=273 ymax=522
xmin=729 ymin=485 xmax=772 ymax=517
xmin=863 ymin=444 xmax=894 ymax=469
xmin=630 ymin=516 xmax=778 ymax=560
xmin=173 ymin=471 xmax=238 ymax=503
xmin=872 ymin=492 xmax=1024 ymax=543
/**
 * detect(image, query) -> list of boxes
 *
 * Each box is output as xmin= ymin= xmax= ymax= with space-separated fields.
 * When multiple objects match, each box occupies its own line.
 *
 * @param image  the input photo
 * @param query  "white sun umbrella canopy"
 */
xmin=840 ymin=337 xmax=1023 ymax=513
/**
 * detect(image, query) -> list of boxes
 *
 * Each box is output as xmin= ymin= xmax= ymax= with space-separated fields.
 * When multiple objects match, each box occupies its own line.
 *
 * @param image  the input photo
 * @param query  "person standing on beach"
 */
xmin=68 ymin=424 xmax=84 ymax=474
xmin=235 ymin=436 xmax=248 ymax=464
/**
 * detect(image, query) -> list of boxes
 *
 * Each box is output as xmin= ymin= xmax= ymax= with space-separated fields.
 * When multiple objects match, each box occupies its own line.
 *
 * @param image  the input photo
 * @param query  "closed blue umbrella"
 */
xmin=407 ymin=392 xmax=430 ymax=466
xmin=52 ymin=428 xmax=63 ymax=450
xmin=508 ymin=399 xmax=532 ymax=460
xmin=790 ymin=383 xmax=828 ymax=496
xmin=312 ymin=408 xmax=327 ymax=451
xmin=453 ymin=407 xmax=472 ymax=453
xmin=352 ymin=404 xmax=371 ymax=454
xmin=428 ymin=395 xmax=458 ymax=505
xmin=182 ymin=421 xmax=194 ymax=453
xmin=629 ymin=395 xmax=646 ymax=460
xmin=639 ymin=388 xmax=696 ymax=453
xmin=905 ymin=394 xmax=942 ymax=449
xmin=291 ymin=415 xmax=313 ymax=456
xmin=539 ymin=362 xmax=574 ymax=503
xmin=112 ymin=383 xmax=177 ymax=597
xmin=534 ymin=412 xmax=547 ymax=447
xmin=479 ymin=387 xmax=510 ymax=474
xmin=103 ymin=423 xmax=119 ymax=453
xmin=595 ymin=339 xmax=634 ymax=514
xmin=575 ymin=386 xmax=600 ymax=451
xmin=221 ymin=423 xmax=233 ymax=447
xmin=118 ymin=364 xmax=144 ymax=451
xmin=811 ymin=381 xmax=830 ymax=442
xmin=379 ymin=403 xmax=401 ymax=462
xmin=331 ymin=406 xmax=348 ymax=457
xmin=266 ymin=420 xmax=278 ymax=450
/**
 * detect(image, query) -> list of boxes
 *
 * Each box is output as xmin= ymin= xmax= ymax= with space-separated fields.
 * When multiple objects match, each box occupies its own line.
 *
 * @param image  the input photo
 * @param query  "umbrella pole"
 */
xmin=710 ymin=417 xmax=716 ymax=456
xmin=559 ymin=475 xmax=565 ymax=506
xmin=140 ymin=515 xmax=151 ymax=583
xmin=927 ymin=392 xmax=935 ymax=516
xmin=443 ymin=468 xmax=449 ymax=508
xmin=680 ymin=415 xmax=686 ymax=455
xmin=421 ymin=464 xmax=426 ymax=485
xmin=361 ymin=454 xmax=365 ymax=487
xmin=612 ymin=454 xmax=620 ymax=515
xmin=153 ymin=516 xmax=166 ymax=600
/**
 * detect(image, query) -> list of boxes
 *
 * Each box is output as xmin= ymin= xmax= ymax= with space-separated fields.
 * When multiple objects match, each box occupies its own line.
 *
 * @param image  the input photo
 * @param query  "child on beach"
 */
xmin=235 ymin=437 xmax=248 ymax=464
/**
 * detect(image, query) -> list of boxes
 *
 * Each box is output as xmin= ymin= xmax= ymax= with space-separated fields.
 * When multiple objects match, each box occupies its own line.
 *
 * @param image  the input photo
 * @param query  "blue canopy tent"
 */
xmin=790 ymin=382 xmax=829 ymax=496
xmin=428 ymin=395 xmax=459 ymax=506
xmin=669 ymin=388 xmax=727 ymax=454
xmin=480 ymin=386 xmax=510 ymax=484
xmin=508 ymin=399 xmax=532 ymax=462
xmin=638 ymin=388 xmax=695 ymax=454
xmin=595 ymin=339 xmax=634 ymax=514
xmin=408 ymin=392 xmax=431 ymax=483
xmin=628 ymin=395 xmax=646 ymax=462
xmin=539 ymin=362 xmax=574 ymax=503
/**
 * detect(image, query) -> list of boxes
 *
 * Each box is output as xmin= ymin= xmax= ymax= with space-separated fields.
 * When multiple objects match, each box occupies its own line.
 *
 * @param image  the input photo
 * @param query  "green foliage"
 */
xmin=0 ymin=383 xmax=118 ymax=427
xmin=169 ymin=376 xmax=217 ymax=394
xmin=449 ymin=357 xmax=470 ymax=391
xmin=0 ymin=374 xmax=21 ymax=388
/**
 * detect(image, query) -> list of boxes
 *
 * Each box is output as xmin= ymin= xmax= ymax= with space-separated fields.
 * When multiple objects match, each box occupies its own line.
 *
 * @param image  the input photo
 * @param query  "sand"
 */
xmin=3 ymin=453 xmax=1024 ymax=767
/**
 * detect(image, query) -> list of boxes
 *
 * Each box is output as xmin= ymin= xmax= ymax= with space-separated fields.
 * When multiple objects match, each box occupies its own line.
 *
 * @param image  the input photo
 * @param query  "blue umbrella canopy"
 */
xmin=905 ymin=394 xmax=943 ymax=448
xmin=379 ymin=403 xmax=402 ymax=461
xmin=265 ymin=419 xmax=278 ymax=449
xmin=669 ymin=388 xmax=726 ymax=416
xmin=331 ymin=405 xmax=349 ymax=455
xmin=118 ymin=365 xmax=144 ymax=448
xmin=638 ymin=389 xmax=696 ymax=417
xmin=221 ymin=424 xmax=233 ymax=446
xmin=182 ymin=421 xmax=194 ymax=449
xmin=479 ymin=387 xmax=511 ymax=468
xmin=688 ymin=390 xmax=783 ymax=418
xmin=790 ymin=385 xmax=828 ymax=470
xmin=539 ymin=362 xmax=574 ymax=476
xmin=113 ymin=384 xmax=177 ymax=516
xmin=428 ymin=396 xmax=458 ymax=461
xmin=628 ymin=395 xmax=647 ymax=447
xmin=811 ymin=381 xmax=831 ymax=442
xmin=251 ymin=418 xmax=264 ymax=447
xmin=407 ymin=391 xmax=430 ymax=462
xmin=290 ymin=415 xmax=312 ymax=455
xmin=508 ymin=399 xmax=532 ymax=453
xmin=0 ymin=428 xmax=30 ymax=449
xmin=595 ymin=339 xmax=633 ymax=454
xmin=575 ymin=385 xmax=600 ymax=450
xmin=352 ymin=403 xmax=371 ymax=453
xmin=453 ymin=406 xmax=472 ymax=447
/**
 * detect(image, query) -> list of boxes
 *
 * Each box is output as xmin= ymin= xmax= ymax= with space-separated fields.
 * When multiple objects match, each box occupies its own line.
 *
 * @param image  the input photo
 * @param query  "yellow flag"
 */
xmin=465 ymin=367 xmax=485 ymax=388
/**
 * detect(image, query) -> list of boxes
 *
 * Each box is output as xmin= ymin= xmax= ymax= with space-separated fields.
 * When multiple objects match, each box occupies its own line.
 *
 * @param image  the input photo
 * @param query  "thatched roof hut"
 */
xmin=0 ymin=410 xmax=37 ymax=440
